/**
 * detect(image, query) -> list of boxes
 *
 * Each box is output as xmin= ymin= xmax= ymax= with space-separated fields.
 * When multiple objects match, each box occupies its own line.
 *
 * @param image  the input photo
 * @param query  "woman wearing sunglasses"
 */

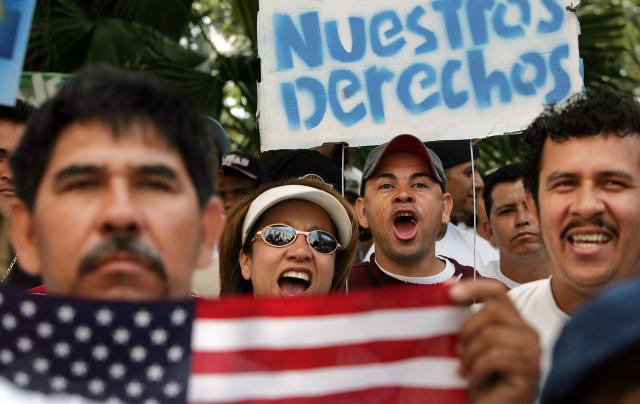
xmin=219 ymin=178 xmax=357 ymax=296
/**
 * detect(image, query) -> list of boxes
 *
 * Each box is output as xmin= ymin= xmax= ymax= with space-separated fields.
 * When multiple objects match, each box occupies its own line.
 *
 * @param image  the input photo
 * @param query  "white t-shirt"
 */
xmin=435 ymin=223 xmax=498 ymax=273
xmin=482 ymin=260 xmax=520 ymax=289
xmin=508 ymin=278 xmax=570 ymax=383
xmin=376 ymin=256 xmax=460 ymax=284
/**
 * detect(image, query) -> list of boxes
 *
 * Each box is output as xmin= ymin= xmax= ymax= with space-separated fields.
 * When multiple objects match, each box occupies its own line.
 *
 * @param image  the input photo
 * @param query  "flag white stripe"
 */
xmin=188 ymin=357 xmax=465 ymax=402
xmin=193 ymin=306 xmax=468 ymax=350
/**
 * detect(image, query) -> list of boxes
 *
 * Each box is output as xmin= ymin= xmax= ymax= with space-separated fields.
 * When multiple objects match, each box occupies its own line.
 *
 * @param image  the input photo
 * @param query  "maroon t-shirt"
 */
xmin=348 ymin=253 xmax=482 ymax=291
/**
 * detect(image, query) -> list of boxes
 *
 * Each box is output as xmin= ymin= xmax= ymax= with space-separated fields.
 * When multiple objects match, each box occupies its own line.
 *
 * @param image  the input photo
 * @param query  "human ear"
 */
xmin=195 ymin=197 xmax=225 ymax=268
xmin=239 ymin=249 xmax=252 ymax=281
xmin=355 ymin=197 xmax=369 ymax=229
xmin=441 ymin=192 xmax=453 ymax=224
xmin=9 ymin=201 xmax=42 ymax=276
xmin=483 ymin=219 xmax=497 ymax=248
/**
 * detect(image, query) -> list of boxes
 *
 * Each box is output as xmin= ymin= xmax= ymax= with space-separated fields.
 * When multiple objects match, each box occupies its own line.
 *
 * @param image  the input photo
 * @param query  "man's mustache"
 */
xmin=78 ymin=237 xmax=167 ymax=280
xmin=560 ymin=216 xmax=618 ymax=239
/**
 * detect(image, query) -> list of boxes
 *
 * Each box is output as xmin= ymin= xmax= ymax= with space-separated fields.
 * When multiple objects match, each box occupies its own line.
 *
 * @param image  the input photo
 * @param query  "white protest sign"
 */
xmin=257 ymin=0 xmax=583 ymax=150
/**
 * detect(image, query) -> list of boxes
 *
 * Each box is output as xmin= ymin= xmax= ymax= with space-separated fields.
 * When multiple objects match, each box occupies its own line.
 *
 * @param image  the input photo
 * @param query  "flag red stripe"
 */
xmin=197 ymin=284 xmax=454 ymax=319
xmin=190 ymin=386 xmax=466 ymax=404
xmin=191 ymin=335 xmax=458 ymax=374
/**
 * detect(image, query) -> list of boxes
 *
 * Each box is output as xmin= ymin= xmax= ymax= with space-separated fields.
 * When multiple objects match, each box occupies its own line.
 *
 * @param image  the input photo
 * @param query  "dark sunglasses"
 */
xmin=253 ymin=224 xmax=341 ymax=254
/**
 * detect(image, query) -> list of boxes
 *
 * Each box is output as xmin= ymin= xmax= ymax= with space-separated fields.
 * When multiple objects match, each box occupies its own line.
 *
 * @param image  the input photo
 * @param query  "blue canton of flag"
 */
xmin=0 ymin=285 xmax=194 ymax=404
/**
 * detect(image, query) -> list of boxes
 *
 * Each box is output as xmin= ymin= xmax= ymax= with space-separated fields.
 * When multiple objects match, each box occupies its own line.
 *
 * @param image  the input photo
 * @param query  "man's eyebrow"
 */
xmin=135 ymin=164 xmax=179 ymax=180
xmin=599 ymin=170 xmax=633 ymax=181
xmin=410 ymin=172 xmax=434 ymax=180
xmin=495 ymin=202 xmax=516 ymax=211
xmin=371 ymin=172 xmax=397 ymax=180
xmin=54 ymin=165 xmax=103 ymax=183
xmin=546 ymin=171 xmax=578 ymax=183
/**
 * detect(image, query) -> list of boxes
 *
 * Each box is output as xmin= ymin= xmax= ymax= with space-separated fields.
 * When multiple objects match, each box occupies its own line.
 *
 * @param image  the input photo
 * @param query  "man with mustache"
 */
xmin=482 ymin=163 xmax=551 ymax=288
xmin=509 ymin=90 xmax=640 ymax=383
xmin=9 ymin=65 xmax=224 ymax=301
xmin=425 ymin=140 xmax=499 ymax=271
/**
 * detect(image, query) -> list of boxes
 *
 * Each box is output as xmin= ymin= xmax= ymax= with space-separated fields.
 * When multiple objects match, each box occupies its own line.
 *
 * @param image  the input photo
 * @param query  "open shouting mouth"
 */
xmin=392 ymin=211 xmax=418 ymax=241
xmin=278 ymin=270 xmax=311 ymax=296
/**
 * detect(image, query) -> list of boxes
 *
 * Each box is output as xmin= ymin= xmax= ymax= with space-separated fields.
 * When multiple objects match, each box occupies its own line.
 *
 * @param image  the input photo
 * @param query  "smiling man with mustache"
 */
xmin=9 ymin=66 xmax=223 ymax=301
xmin=482 ymin=163 xmax=552 ymax=288
xmin=508 ymin=90 xmax=640 ymax=388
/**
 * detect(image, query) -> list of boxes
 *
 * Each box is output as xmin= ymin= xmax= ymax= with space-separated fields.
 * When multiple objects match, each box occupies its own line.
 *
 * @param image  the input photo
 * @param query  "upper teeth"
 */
xmin=399 ymin=213 xmax=412 ymax=217
xmin=571 ymin=234 xmax=610 ymax=243
xmin=281 ymin=271 xmax=310 ymax=281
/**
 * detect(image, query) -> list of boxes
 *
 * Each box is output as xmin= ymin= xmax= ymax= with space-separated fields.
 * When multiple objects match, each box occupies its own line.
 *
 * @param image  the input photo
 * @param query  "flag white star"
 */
xmin=146 ymin=364 xmax=164 ymax=381
xmin=13 ymin=371 xmax=29 ymax=387
xmin=112 ymin=328 xmax=130 ymax=345
xmin=16 ymin=336 xmax=33 ymax=352
xmin=126 ymin=381 xmax=143 ymax=397
xmin=92 ymin=344 xmax=109 ymax=361
xmin=167 ymin=345 xmax=183 ymax=362
xmin=36 ymin=322 xmax=54 ymax=338
xmin=71 ymin=360 xmax=88 ymax=376
xmin=109 ymin=363 xmax=126 ymax=379
xmin=57 ymin=305 xmax=75 ymax=323
xmin=19 ymin=301 xmax=36 ymax=317
xmin=163 ymin=380 xmax=181 ymax=398
xmin=150 ymin=328 xmax=168 ymax=345
xmin=134 ymin=309 xmax=152 ymax=328
xmin=96 ymin=308 xmax=114 ymax=326
xmin=50 ymin=376 xmax=68 ymax=391
xmin=32 ymin=357 xmax=50 ymax=373
xmin=130 ymin=345 xmax=147 ymax=362
xmin=0 ymin=349 xmax=13 ymax=364
xmin=2 ymin=314 xmax=17 ymax=330
xmin=75 ymin=325 xmax=92 ymax=342
xmin=88 ymin=378 xmax=105 ymax=395
xmin=53 ymin=341 xmax=71 ymax=358
xmin=170 ymin=308 xmax=187 ymax=326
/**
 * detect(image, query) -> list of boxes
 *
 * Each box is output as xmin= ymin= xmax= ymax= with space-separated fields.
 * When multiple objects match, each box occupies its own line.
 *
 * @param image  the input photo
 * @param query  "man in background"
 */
xmin=482 ymin=163 xmax=551 ymax=288
xmin=427 ymin=140 xmax=498 ymax=271
xmin=0 ymin=100 xmax=40 ymax=289
xmin=0 ymin=100 xmax=33 ymax=214
xmin=219 ymin=152 xmax=262 ymax=212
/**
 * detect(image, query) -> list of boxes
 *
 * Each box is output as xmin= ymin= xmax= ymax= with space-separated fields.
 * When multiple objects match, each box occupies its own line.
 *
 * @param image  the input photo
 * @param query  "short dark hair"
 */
xmin=0 ymin=99 xmax=35 ymax=124
xmin=483 ymin=162 xmax=526 ymax=218
xmin=11 ymin=65 xmax=218 ymax=209
xmin=522 ymin=90 xmax=640 ymax=204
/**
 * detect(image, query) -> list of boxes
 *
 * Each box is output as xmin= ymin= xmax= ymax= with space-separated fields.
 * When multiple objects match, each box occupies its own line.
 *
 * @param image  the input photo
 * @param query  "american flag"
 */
xmin=0 ymin=284 xmax=469 ymax=403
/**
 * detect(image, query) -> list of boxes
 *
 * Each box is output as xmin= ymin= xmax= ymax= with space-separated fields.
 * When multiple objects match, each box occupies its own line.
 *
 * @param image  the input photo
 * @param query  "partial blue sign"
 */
xmin=0 ymin=0 xmax=36 ymax=106
xmin=258 ymin=0 xmax=583 ymax=150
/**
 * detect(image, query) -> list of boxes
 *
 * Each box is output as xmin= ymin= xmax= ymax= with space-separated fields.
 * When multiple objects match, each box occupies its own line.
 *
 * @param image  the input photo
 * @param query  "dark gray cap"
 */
xmin=360 ymin=134 xmax=447 ymax=195
xmin=206 ymin=116 xmax=229 ymax=167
